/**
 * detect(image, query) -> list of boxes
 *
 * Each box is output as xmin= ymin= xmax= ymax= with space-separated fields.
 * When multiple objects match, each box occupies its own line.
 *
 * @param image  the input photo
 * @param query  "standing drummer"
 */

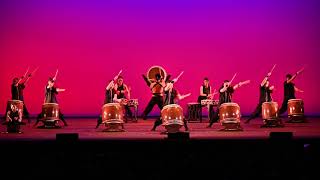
xmin=34 ymin=77 xmax=67 ymax=127
xmin=278 ymin=70 xmax=304 ymax=115
xmin=10 ymin=75 xmax=32 ymax=123
xmin=141 ymin=73 xmax=166 ymax=120
xmin=151 ymin=80 xmax=191 ymax=131
xmin=197 ymin=77 xmax=215 ymax=123
xmin=95 ymin=71 xmax=122 ymax=129
xmin=207 ymin=79 xmax=250 ymax=128
xmin=245 ymin=74 xmax=274 ymax=124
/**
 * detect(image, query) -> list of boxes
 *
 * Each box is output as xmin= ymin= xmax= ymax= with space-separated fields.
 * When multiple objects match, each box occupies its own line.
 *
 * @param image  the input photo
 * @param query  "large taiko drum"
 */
xmin=42 ymin=103 xmax=60 ymax=121
xmin=219 ymin=103 xmax=241 ymax=130
xmin=262 ymin=102 xmax=278 ymax=120
xmin=7 ymin=100 xmax=24 ymax=114
xmin=288 ymin=99 xmax=304 ymax=117
xmin=102 ymin=103 xmax=124 ymax=124
xmin=161 ymin=104 xmax=184 ymax=133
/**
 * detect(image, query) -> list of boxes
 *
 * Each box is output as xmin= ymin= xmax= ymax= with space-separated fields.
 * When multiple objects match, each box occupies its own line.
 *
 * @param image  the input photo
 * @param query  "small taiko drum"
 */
xmin=262 ymin=102 xmax=278 ymax=120
xmin=201 ymin=99 xmax=218 ymax=106
xmin=42 ymin=103 xmax=60 ymax=121
xmin=219 ymin=103 xmax=241 ymax=130
xmin=288 ymin=99 xmax=304 ymax=117
xmin=161 ymin=104 xmax=184 ymax=133
xmin=7 ymin=100 xmax=24 ymax=114
xmin=127 ymin=99 xmax=139 ymax=106
xmin=102 ymin=103 xmax=124 ymax=124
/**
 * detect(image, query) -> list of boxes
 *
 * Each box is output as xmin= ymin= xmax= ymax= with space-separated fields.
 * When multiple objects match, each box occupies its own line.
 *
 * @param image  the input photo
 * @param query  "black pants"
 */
xmin=124 ymin=105 xmax=133 ymax=119
xmin=152 ymin=117 xmax=189 ymax=131
xmin=247 ymin=103 xmax=263 ymax=121
xmin=142 ymin=96 xmax=164 ymax=119
xmin=208 ymin=106 xmax=220 ymax=127
xmin=7 ymin=121 xmax=21 ymax=133
xmin=96 ymin=115 xmax=103 ymax=129
xmin=198 ymin=96 xmax=215 ymax=122
xmin=279 ymin=97 xmax=294 ymax=115
xmin=34 ymin=110 xmax=67 ymax=126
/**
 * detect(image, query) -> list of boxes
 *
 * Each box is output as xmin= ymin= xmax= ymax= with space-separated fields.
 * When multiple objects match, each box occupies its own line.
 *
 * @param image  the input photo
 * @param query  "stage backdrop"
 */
xmin=1 ymin=0 xmax=319 ymax=116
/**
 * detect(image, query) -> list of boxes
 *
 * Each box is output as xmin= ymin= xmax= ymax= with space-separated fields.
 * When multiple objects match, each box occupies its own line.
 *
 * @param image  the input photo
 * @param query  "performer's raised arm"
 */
xmin=287 ymin=67 xmax=304 ymax=83
xmin=233 ymin=80 xmax=251 ymax=90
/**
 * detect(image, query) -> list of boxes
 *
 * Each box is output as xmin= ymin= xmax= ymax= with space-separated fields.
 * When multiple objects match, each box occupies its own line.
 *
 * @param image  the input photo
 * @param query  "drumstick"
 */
xmin=175 ymin=71 xmax=184 ymax=80
xmin=29 ymin=67 xmax=39 ymax=77
xmin=53 ymin=69 xmax=59 ymax=81
xmin=229 ymin=73 xmax=237 ymax=84
xmin=23 ymin=67 xmax=30 ymax=78
xmin=269 ymin=64 xmax=276 ymax=74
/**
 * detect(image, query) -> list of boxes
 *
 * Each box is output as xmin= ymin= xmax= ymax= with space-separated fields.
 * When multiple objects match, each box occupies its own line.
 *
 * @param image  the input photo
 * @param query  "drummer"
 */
xmin=113 ymin=76 xmax=133 ymax=121
xmin=9 ymin=74 xmax=32 ymax=123
xmin=197 ymin=77 xmax=215 ymax=123
xmin=278 ymin=71 xmax=304 ymax=115
xmin=207 ymin=79 xmax=250 ymax=128
xmin=95 ymin=71 xmax=122 ymax=129
xmin=34 ymin=77 xmax=67 ymax=127
xmin=245 ymin=74 xmax=274 ymax=123
xmin=151 ymin=80 xmax=191 ymax=131
xmin=141 ymin=73 xmax=166 ymax=120
xmin=5 ymin=104 xmax=23 ymax=133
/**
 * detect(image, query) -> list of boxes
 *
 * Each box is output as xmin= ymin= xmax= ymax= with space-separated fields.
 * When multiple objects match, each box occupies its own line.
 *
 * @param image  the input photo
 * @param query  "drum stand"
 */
xmin=102 ymin=123 xmax=125 ymax=132
xmin=220 ymin=119 xmax=243 ymax=131
xmin=261 ymin=118 xmax=284 ymax=128
xmin=287 ymin=115 xmax=306 ymax=123
xmin=37 ymin=119 xmax=61 ymax=129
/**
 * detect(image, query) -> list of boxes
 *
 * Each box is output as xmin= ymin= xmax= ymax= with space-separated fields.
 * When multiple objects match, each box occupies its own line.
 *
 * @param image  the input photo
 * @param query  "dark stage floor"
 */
xmin=1 ymin=117 xmax=320 ymax=140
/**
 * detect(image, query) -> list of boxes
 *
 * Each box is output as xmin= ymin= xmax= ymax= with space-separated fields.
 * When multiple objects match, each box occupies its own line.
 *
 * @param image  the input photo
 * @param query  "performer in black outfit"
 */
xmin=141 ymin=73 xmax=166 ymax=120
xmin=197 ymin=77 xmax=216 ymax=122
xmin=151 ymin=80 xmax=191 ymax=131
xmin=245 ymin=73 xmax=274 ymax=123
xmin=278 ymin=68 xmax=304 ymax=115
xmin=113 ymin=76 xmax=133 ymax=121
xmin=9 ymin=75 xmax=32 ymax=123
xmin=5 ymin=104 xmax=23 ymax=133
xmin=207 ymin=79 xmax=250 ymax=128
xmin=34 ymin=77 xmax=67 ymax=127
xmin=96 ymin=70 xmax=122 ymax=129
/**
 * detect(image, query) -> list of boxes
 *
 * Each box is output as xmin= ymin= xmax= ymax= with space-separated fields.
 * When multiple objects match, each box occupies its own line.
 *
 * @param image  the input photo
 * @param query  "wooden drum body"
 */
xmin=262 ymin=102 xmax=278 ymax=120
xmin=219 ymin=103 xmax=242 ymax=131
xmin=102 ymin=103 xmax=124 ymax=125
xmin=288 ymin=99 xmax=304 ymax=117
xmin=161 ymin=104 xmax=184 ymax=133
xmin=42 ymin=103 xmax=60 ymax=121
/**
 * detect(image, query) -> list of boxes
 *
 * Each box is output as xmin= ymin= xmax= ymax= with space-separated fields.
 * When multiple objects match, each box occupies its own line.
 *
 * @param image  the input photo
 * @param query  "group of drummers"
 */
xmin=2 ymin=65 xmax=306 ymax=133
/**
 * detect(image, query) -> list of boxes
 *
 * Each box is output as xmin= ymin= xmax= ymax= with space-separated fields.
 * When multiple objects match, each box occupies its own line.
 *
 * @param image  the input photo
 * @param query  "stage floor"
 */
xmin=1 ymin=117 xmax=320 ymax=141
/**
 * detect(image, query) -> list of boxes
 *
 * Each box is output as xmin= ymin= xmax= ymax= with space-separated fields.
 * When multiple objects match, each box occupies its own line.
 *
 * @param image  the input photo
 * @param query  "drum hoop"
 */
xmin=43 ymin=103 xmax=59 ymax=106
xmin=288 ymin=99 xmax=303 ymax=102
xmin=103 ymin=103 xmax=121 ymax=107
xmin=162 ymin=104 xmax=182 ymax=112
xmin=8 ymin=100 xmax=23 ymax=103
xmin=262 ymin=102 xmax=278 ymax=105
xmin=220 ymin=102 xmax=239 ymax=107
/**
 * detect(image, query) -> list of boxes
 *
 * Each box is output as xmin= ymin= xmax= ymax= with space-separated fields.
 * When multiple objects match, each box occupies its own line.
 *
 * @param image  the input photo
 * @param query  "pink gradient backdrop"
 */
xmin=0 ymin=0 xmax=319 ymax=116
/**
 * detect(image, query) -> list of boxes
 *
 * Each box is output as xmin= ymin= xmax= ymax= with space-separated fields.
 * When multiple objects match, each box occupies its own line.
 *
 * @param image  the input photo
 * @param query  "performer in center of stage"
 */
xmin=207 ymin=75 xmax=250 ymax=128
xmin=95 ymin=70 xmax=122 ymax=129
xmin=197 ymin=77 xmax=216 ymax=122
xmin=113 ymin=76 xmax=133 ymax=121
xmin=141 ymin=73 xmax=166 ymax=120
xmin=151 ymin=76 xmax=191 ymax=131
xmin=34 ymin=73 xmax=67 ymax=127
xmin=278 ymin=68 xmax=304 ymax=115
xmin=245 ymin=70 xmax=275 ymax=123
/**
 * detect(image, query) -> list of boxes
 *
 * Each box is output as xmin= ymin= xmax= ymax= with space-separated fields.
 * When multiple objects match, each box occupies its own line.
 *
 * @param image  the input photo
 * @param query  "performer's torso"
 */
xmin=260 ymin=86 xmax=272 ymax=103
xmin=284 ymin=81 xmax=295 ymax=99
xmin=45 ymin=86 xmax=58 ymax=103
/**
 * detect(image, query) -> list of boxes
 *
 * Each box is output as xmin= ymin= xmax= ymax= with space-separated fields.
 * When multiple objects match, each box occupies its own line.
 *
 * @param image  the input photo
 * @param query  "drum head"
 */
xmin=288 ymin=99 xmax=303 ymax=102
